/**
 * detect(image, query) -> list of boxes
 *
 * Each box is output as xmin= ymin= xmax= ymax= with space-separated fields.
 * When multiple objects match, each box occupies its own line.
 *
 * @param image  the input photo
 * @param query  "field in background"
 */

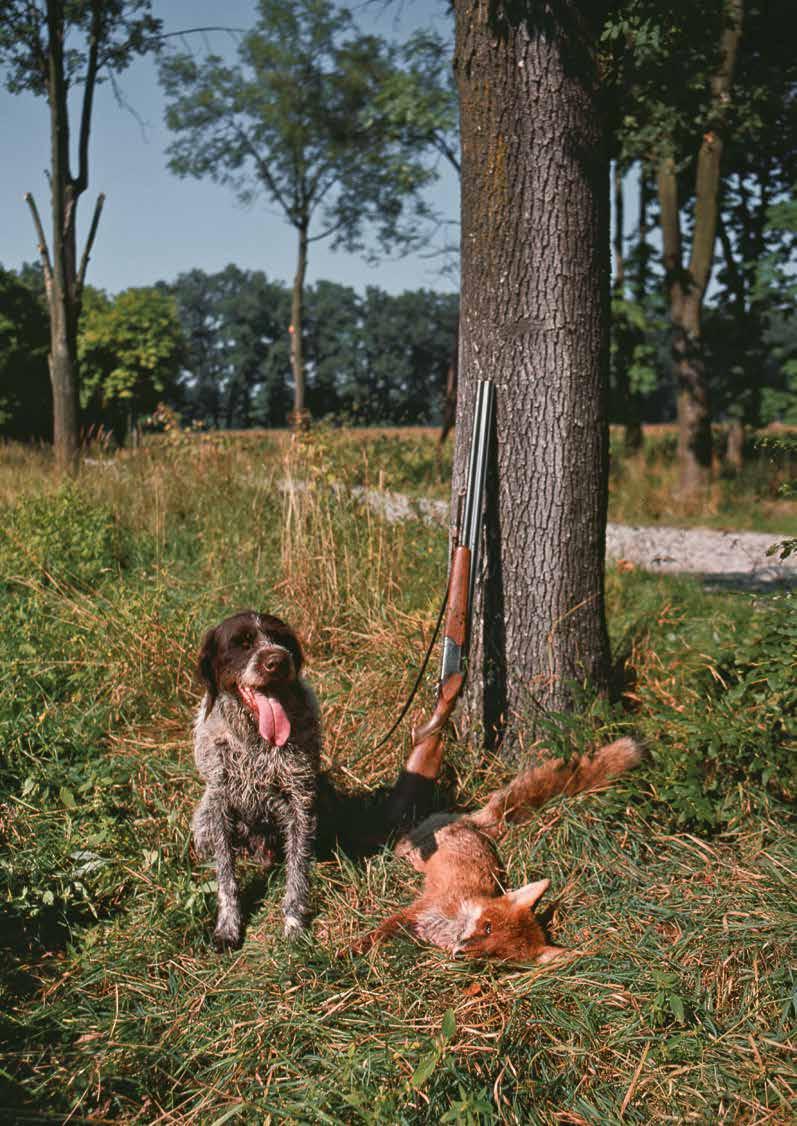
xmin=125 ymin=421 xmax=797 ymax=534
xmin=0 ymin=430 xmax=794 ymax=1122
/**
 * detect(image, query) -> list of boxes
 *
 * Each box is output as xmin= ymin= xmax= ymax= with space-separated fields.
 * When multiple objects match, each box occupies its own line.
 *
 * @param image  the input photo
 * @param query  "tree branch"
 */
xmin=24 ymin=190 xmax=54 ymax=297
xmin=77 ymin=192 xmax=105 ymax=296
xmin=613 ymin=161 xmax=624 ymax=295
xmin=156 ymin=26 xmax=246 ymax=41
xmin=433 ymin=133 xmax=460 ymax=175
xmin=656 ymin=156 xmax=684 ymax=315
xmin=687 ymin=0 xmax=743 ymax=297
xmin=231 ymin=123 xmax=292 ymax=219
xmin=74 ymin=0 xmax=103 ymax=195
xmin=716 ymin=210 xmax=745 ymax=315
xmin=305 ymin=160 xmax=333 ymax=206
xmin=307 ymin=215 xmax=347 ymax=244
xmin=749 ymin=165 xmax=772 ymax=268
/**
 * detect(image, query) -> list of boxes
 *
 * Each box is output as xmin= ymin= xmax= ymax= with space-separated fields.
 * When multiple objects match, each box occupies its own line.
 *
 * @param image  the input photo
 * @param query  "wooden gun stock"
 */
xmin=404 ymin=545 xmax=470 ymax=780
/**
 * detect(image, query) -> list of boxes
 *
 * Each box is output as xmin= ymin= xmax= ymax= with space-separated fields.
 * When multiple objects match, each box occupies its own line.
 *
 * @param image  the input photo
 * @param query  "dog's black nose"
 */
xmin=261 ymin=649 xmax=291 ymax=677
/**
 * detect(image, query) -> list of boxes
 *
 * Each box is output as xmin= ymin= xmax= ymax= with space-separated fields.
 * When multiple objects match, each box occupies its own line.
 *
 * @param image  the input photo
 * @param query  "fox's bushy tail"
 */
xmin=468 ymin=737 xmax=642 ymax=838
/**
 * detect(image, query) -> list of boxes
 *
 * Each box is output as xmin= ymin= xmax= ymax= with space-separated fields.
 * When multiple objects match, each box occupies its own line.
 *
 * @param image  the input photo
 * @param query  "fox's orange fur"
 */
xmin=352 ymin=737 xmax=641 ymax=963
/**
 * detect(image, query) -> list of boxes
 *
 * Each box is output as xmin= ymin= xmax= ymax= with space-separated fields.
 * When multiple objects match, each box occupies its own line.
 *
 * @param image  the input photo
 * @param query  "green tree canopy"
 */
xmin=166 ymin=267 xmax=458 ymax=428
xmin=78 ymin=287 xmax=184 ymax=439
xmin=606 ymin=0 xmax=797 ymax=474
xmin=0 ymin=265 xmax=51 ymax=440
xmin=168 ymin=266 xmax=292 ymax=429
xmin=159 ymin=0 xmax=439 ymax=422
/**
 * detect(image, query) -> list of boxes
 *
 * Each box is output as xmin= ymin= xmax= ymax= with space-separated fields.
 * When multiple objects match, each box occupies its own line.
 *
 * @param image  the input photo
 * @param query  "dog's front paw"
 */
xmin=213 ymin=913 xmax=242 ymax=951
xmin=283 ymin=913 xmax=306 ymax=938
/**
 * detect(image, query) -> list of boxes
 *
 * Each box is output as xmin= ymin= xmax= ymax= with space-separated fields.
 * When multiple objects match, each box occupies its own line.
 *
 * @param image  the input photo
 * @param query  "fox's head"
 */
xmin=452 ymin=879 xmax=564 ymax=964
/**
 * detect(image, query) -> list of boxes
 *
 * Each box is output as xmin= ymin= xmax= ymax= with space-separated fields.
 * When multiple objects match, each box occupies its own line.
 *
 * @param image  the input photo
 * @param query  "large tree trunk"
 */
xmin=289 ymin=224 xmax=308 ymax=427
xmin=673 ymin=289 xmax=714 ymax=492
xmin=453 ymin=0 xmax=611 ymax=749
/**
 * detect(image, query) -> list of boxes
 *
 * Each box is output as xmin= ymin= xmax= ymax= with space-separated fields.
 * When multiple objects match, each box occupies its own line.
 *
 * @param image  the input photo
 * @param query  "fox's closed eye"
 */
xmin=483 ymin=921 xmax=492 ymax=935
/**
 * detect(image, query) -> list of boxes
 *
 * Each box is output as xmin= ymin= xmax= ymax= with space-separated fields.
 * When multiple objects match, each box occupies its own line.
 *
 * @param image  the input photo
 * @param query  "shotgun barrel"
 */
xmin=463 ymin=379 xmax=495 ymax=618
xmin=439 ymin=379 xmax=495 ymax=681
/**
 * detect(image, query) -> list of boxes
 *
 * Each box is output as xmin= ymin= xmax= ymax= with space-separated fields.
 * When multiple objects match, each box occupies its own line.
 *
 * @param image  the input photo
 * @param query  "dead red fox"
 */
xmin=351 ymin=737 xmax=641 ymax=963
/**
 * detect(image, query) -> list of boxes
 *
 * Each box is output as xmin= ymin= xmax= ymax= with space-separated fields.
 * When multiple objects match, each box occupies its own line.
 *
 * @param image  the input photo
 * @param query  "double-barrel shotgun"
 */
xmin=384 ymin=379 xmax=495 ymax=821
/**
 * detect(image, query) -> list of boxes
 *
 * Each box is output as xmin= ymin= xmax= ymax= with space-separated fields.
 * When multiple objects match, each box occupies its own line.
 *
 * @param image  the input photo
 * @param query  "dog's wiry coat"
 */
xmin=192 ymin=611 xmax=320 ymax=948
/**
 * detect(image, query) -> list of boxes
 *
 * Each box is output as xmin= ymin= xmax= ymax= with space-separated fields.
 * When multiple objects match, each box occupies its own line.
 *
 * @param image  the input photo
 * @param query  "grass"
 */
xmin=606 ymin=426 xmax=797 ymax=534
xmin=244 ymin=422 xmax=797 ymax=534
xmin=0 ymin=429 xmax=794 ymax=1123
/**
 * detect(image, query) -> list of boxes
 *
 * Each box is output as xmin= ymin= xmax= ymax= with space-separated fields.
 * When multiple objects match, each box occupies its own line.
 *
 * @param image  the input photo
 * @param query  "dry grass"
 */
xmin=0 ymin=431 xmax=794 ymax=1123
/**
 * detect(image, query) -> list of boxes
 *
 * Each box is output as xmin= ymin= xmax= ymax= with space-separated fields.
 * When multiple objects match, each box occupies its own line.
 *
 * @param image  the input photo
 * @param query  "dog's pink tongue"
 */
xmin=253 ymin=692 xmax=291 ymax=747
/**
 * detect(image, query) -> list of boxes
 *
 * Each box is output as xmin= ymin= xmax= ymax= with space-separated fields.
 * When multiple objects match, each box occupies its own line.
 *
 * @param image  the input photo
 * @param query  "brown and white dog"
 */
xmin=192 ymin=611 xmax=320 ymax=948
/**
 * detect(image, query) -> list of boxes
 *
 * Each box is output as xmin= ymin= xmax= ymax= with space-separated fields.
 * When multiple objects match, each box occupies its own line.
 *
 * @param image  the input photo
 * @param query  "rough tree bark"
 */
xmin=657 ymin=0 xmax=744 ymax=495
xmin=452 ymin=0 xmax=611 ymax=749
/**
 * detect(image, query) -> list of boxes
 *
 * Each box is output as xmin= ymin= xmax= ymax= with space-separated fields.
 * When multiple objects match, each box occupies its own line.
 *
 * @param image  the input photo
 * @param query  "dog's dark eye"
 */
xmin=238 ymin=632 xmax=256 ymax=649
xmin=483 ymin=921 xmax=492 ymax=935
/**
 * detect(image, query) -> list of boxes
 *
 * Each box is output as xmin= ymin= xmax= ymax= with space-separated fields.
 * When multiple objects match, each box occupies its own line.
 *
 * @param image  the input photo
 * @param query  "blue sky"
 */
xmin=0 ymin=0 xmax=459 ymax=297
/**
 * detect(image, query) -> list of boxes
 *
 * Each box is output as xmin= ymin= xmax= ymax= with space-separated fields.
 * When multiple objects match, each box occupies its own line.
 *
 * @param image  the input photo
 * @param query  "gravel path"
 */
xmin=348 ymin=486 xmax=796 ymax=589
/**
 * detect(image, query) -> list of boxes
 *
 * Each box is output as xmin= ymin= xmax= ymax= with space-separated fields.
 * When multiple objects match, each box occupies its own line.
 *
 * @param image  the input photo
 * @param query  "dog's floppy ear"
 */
xmin=282 ymin=627 xmax=304 ymax=677
xmin=197 ymin=626 xmax=219 ymax=713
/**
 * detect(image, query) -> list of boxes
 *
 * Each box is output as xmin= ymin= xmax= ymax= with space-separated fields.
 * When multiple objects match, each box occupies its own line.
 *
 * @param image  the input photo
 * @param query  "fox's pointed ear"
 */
xmin=535 ymin=944 xmax=566 ymax=965
xmin=507 ymin=878 xmax=550 ymax=909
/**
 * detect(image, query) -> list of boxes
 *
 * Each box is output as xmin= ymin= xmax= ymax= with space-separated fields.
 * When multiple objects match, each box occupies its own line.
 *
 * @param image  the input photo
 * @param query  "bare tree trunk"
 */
xmin=725 ymin=418 xmax=745 ymax=472
xmin=25 ymin=0 xmax=105 ymax=474
xmin=439 ymin=313 xmax=458 ymax=444
xmin=624 ymin=167 xmax=651 ymax=455
xmin=716 ymin=183 xmax=769 ymax=468
xmin=673 ymin=286 xmax=714 ymax=491
xmin=47 ymin=0 xmax=79 ymax=472
xmin=612 ymin=161 xmax=624 ymax=287
xmin=48 ymin=284 xmax=80 ymax=470
xmin=453 ymin=0 xmax=611 ymax=749
xmin=289 ymin=224 xmax=309 ymax=428
xmin=657 ymin=0 xmax=743 ymax=495
xmin=611 ymin=161 xmax=643 ymax=454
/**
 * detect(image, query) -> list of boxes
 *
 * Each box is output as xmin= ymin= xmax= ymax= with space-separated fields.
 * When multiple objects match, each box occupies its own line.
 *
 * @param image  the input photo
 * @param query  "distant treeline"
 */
xmin=0 ymin=263 xmax=459 ymax=440
xmin=1 ymin=259 xmax=795 ymax=442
